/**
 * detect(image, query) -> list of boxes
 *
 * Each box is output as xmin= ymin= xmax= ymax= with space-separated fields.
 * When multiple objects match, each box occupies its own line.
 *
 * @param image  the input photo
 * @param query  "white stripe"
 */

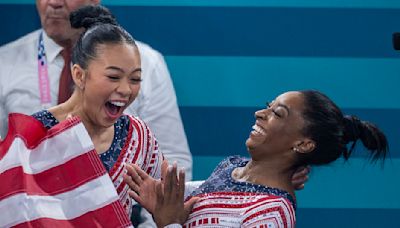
xmin=0 ymin=173 xmax=119 ymax=227
xmin=0 ymin=122 xmax=94 ymax=174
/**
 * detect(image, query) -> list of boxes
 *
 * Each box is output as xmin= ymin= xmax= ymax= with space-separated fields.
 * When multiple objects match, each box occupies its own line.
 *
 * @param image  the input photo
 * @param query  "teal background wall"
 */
xmin=0 ymin=1 xmax=399 ymax=227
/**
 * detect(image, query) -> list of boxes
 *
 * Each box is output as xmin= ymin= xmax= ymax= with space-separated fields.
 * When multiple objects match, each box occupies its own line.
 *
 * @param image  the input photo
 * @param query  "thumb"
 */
xmin=183 ymin=196 xmax=199 ymax=214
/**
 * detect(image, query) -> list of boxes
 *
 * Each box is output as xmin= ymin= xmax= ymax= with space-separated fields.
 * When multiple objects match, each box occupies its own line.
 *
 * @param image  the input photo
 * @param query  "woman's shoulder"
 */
xmin=120 ymin=114 xmax=157 ymax=143
xmin=217 ymin=155 xmax=249 ymax=169
xmin=122 ymin=114 xmax=153 ymax=132
xmin=123 ymin=114 xmax=145 ymax=125
xmin=206 ymin=156 xmax=249 ymax=179
xmin=31 ymin=110 xmax=59 ymax=129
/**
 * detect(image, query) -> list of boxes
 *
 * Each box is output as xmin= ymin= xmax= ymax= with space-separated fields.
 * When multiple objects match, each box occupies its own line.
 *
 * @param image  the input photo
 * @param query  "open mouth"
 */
xmin=105 ymin=101 xmax=125 ymax=117
xmin=251 ymin=124 xmax=267 ymax=136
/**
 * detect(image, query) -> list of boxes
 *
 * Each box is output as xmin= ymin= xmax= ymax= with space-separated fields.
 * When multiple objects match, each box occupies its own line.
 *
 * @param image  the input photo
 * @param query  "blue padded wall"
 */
xmin=1 ymin=1 xmax=399 ymax=227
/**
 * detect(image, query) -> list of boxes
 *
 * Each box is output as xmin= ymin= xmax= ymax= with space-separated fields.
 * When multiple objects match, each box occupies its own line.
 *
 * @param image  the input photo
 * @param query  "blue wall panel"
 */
xmin=1 ymin=2 xmax=399 ymax=227
xmin=1 ymin=5 xmax=400 ymax=58
xmin=296 ymin=208 xmax=400 ymax=227
xmin=181 ymin=107 xmax=400 ymax=158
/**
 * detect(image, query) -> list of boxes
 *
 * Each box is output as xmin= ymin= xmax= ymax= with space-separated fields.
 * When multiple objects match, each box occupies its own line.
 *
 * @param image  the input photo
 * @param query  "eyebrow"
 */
xmin=277 ymin=103 xmax=290 ymax=115
xmin=106 ymin=66 xmax=142 ymax=73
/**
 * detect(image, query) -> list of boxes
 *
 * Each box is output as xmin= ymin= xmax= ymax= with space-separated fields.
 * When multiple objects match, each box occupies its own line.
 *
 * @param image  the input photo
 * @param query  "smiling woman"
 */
xmin=31 ymin=5 xmax=163 ymax=220
xmin=124 ymin=90 xmax=389 ymax=228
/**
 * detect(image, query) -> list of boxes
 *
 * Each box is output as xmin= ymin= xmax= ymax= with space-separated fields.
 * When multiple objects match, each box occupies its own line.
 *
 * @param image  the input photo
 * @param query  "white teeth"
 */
xmin=110 ymin=101 xmax=126 ymax=107
xmin=252 ymin=124 xmax=266 ymax=135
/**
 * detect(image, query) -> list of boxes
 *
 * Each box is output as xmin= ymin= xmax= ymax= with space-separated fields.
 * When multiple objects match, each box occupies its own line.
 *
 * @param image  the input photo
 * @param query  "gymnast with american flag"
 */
xmin=0 ymin=5 xmax=163 ymax=227
xmin=0 ymin=4 xmax=316 ymax=228
xmin=0 ymin=3 xmax=337 ymax=228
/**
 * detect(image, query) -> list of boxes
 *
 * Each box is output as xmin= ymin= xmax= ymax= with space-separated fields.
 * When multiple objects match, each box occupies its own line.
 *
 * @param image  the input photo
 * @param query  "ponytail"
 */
xmin=343 ymin=115 xmax=388 ymax=161
xmin=297 ymin=90 xmax=388 ymax=166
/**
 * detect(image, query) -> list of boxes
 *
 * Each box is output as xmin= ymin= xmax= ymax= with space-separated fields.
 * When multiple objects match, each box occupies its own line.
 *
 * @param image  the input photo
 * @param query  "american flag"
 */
xmin=0 ymin=113 xmax=132 ymax=227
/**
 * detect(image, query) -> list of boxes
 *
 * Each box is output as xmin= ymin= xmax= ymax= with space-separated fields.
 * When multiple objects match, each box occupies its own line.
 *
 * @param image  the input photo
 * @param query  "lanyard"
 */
xmin=37 ymin=31 xmax=52 ymax=109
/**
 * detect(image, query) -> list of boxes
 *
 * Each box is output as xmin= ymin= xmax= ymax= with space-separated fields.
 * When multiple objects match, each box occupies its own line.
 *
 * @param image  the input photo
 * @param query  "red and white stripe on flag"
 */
xmin=0 ymin=113 xmax=132 ymax=227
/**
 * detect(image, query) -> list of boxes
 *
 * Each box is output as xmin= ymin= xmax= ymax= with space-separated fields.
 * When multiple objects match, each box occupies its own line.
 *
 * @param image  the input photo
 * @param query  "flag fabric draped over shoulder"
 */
xmin=0 ymin=113 xmax=132 ymax=227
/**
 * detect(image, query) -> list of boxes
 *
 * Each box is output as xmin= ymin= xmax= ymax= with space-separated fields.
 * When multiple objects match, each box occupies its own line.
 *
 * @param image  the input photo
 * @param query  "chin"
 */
xmin=45 ymin=26 xmax=69 ymax=39
xmin=245 ymin=138 xmax=255 ymax=150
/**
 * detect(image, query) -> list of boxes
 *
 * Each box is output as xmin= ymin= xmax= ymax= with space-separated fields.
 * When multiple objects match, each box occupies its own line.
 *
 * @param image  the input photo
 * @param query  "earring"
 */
xmin=293 ymin=147 xmax=300 ymax=153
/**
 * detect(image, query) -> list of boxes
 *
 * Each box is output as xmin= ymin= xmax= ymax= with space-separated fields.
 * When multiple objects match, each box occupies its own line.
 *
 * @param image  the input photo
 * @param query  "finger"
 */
xmin=169 ymin=162 xmax=179 ymax=201
xmin=295 ymin=183 xmax=305 ymax=190
xmin=132 ymin=163 xmax=151 ymax=181
xmin=172 ymin=162 xmax=179 ymax=187
xmin=184 ymin=196 xmax=200 ymax=214
xmin=161 ymin=159 xmax=169 ymax=181
xmin=292 ymin=166 xmax=307 ymax=179
xmin=164 ymin=163 xmax=179 ymax=202
xmin=292 ymin=174 xmax=308 ymax=185
xmin=125 ymin=164 xmax=143 ymax=185
xmin=293 ymin=172 xmax=309 ymax=182
xmin=128 ymin=189 xmax=144 ymax=205
xmin=177 ymin=168 xmax=185 ymax=201
xmin=155 ymin=180 xmax=164 ymax=205
xmin=163 ymin=165 xmax=173 ymax=200
xmin=122 ymin=173 xmax=141 ymax=193
xmin=292 ymin=166 xmax=311 ymax=183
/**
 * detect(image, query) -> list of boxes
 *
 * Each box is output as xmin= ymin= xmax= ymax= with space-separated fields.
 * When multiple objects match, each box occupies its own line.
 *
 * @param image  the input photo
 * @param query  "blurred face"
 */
xmin=36 ymin=0 xmax=99 ymax=46
xmin=246 ymin=91 xmax=307 ymax=157
xmin=78 ymin=43 xmax=141 ymax=128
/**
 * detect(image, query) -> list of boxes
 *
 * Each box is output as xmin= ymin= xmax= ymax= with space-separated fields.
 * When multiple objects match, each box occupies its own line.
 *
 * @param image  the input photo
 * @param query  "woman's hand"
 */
xmin=291 ymin=165 xmax=311 ymax=190
xmin=123 ymin=161 xmax=198 ymax=227
xmin=123 ymin=162 xmax=161 ymax=214
xmin=153 ymin=163 xmax=195 ymax=227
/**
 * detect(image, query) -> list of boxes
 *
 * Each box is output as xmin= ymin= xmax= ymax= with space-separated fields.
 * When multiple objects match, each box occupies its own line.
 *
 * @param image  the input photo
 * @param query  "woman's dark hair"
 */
xmin=296 ymin=90 xmax=388 ymax=166
xmin=69 ymin=5 xmax=136 ymax=69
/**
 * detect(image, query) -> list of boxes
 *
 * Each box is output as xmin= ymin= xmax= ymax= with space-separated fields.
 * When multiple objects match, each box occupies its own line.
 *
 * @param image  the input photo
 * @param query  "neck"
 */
xmin=51 ymin=92 xmax=114 ymax=154
xmin=48 ymin=29 xmax=83 ymax=50
xmin=233 ymin=156 xmax=296 ymax=198
xmin=49 ymin=92 xmax=114 ymax=147
xmin=55 ymin=39 xmax=74 ymax=51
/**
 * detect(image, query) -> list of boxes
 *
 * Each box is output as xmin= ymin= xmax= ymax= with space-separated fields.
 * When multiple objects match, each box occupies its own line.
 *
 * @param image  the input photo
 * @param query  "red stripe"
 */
xmin=192 ymin=196 xmax=278 ymax=212
xmin=88 ymin=148 xmax=105 ymax=177
xmin=143 ymin=123 xmax=150 ymax=165
xmin=109 ymin=115 xmax=134 ymax=179
xmin=0 ymin=150 xmax=105 ymax=200
xmin=244 ymin=196 xmax=285 ymax=213
xmin=0 ymin=114 xmax=81 ymax=160
xmin=0 ymin=114 xmax=47 ymax=160
xmin=131 ymin=116 xmax=144 ymax=166
xmin=194 ymin=191 xmax=261 ymax=198
xmin=108 ymin=116 xmax=135 ymax=199
xmin=116 ymin=117 xmax=144 ymax=194
xmin=243 ymin=206 xmax=287 ymax=227
xmin=245 ymin=196 xmax=295 ymax=226
xmin=13 ymin=201 xmax=131 ymax=228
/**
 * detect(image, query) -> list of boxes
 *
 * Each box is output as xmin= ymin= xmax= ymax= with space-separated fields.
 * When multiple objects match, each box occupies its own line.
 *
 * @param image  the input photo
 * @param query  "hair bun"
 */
xmin=70 ymin=5 xmax=118 ymax=30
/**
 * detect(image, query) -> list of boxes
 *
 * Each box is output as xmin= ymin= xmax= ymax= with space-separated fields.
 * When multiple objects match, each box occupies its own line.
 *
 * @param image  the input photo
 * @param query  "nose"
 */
xmin=255 ymin=109 xmax=270 ymax=120
xmin=116 ymin=80 xmax=133 ymax=97
xmin=48 ymin=0 xmax=64 ymax=8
